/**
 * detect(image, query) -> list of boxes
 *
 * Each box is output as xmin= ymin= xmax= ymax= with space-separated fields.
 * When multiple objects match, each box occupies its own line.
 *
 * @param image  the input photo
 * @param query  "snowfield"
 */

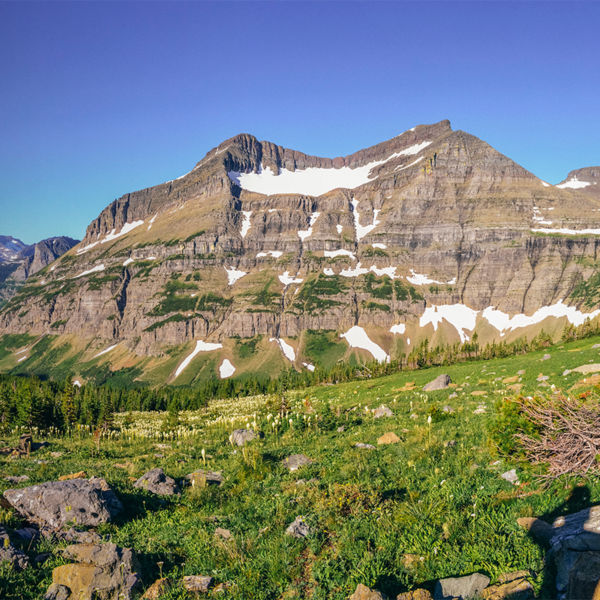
xmin=219 ymin=359 xmax=236 ymax=379
xmin=175 ymin=340 xmax=223 ymax=378
xmin=227 ymin=141 xmax=431 ymax=197
xmin=340 ymin=326 xmax=390 ymax=363
xmin=270 ymin=338 xmax=296 ymax=361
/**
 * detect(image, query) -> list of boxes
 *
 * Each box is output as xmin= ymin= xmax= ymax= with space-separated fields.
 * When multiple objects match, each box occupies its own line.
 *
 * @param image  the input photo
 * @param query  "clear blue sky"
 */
xmin=1 ymin=1 xmax=599 ymax=244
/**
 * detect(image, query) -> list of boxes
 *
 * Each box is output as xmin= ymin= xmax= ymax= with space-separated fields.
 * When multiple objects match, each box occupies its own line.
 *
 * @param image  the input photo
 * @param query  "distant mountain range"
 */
xmin=0 ymin=236 xmax=79 ymax=302
xmin=1 ymin=119 xmax=600 ymax=385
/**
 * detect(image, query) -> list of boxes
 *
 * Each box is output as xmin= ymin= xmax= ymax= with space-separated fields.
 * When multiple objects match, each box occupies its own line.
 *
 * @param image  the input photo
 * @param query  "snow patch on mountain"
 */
xmin=175 ymin=340 xmax=223 ymax=378
xmin=340 ymin=326 xmax=389 ymax=363
xmin=270 ymin=338 xmax=296 ymax=361
xmin=219 ymin=358 xmax=236 ymax=379
xmin=225 ymin=266 xmax=247 ymax=285
xmin=557 ymin=177 xmax=592 ymax=189
xmin=298 ymin=212 xmax=320 ymax=241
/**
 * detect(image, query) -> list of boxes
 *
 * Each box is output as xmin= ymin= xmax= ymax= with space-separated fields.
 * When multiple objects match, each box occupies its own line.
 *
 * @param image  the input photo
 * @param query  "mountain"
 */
xmin=0 ymin=236 xmax=27 ymax=264
xmin=2 ymin=119 xmax=600 ymax=385
xmin=0 ymin=236 xmax=79 ymax=304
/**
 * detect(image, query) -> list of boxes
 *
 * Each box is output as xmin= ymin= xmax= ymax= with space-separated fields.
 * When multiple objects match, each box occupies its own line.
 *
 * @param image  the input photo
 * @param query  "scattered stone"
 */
xmin=114 ymin=461 xmax=135 ymax=471
xmin=482 ymin=571 xmax=533 ymax=600
xmin=572 ymin=363 xmax=600 ymax=374
xmin=214 ymin=527 xmax=232 ymax=541
xmin=142 ymin=578 xmax=170 ymax=600
xmin=434 ymin=573 xmax=490 ymax=599
xmin=507 ymin=383 xmax=523 ymax=392
xmin=337 ymin=426 xmax=345 ymax=433
xmin=58 ymin=471 xmax=87 ymax=481
xmin=0 ymin=528 xmax=29 ymax=570
xmin=410 ymin=413 xmax=418 ymax=420
xmin=182 ymin=575 xmax=214 ymax=593
xmin=444 ymin=440 xmax=457 ymax=448
xmin=285 ymin=516 xmax=312 ymax=539
xmin=542 ymin=354 xmax=551 ymax=361
xmin=229 ymin=429 xmax=258 ymax=446
xmin=537 ymin=374 xmax=549 ymax=382
xmin=15 ymin=526 xmax=38 ymax=541
xmin=63 ymin=528 xmax=102 ymax=544
xmin=50 ymin=452 xmax=63 ymax=458
xmin=134 ymin=468 xmax=180 ymax=496
xmin=44 ymin=584 xmax=70 ymax=600
xmin=377 ymin=432 xmax=400 ymax=445
xmin=423 ymin=374 xmax=451 ymax=391
xmin=373 ymin=405 xmax=393 ymax=418
xmin=593 ymin=344 xmax=600 ymax=349
xmin=402 ymin=554 xmax=421 ymax=569
xmin=3 ymin=477 xmax=122 ymax=529
xmin=517 ymin=370 xmax=526 ymax=375
xmin=282 ymin=454 xmax=314 ymax=471
xmin=516 ymin=517 xmax=554 ymax=545
xmin=4 ymin=475 xmax=29 ymax=483
xmin=397 ymin=590 xmax=432 ymax=600
xmin=354 ymin=443 xmax=376 ymax=450
xmin=502 ymin=376 xmax=520 ymax=384
xmin=349 ymin=583 xmax=388 ymax=600
xmin=186 ymin=470 xmax=224 ymax=487
xmin=563 ymin=369 xmax=572 ymax=376
xmin=154 ymin=453 xmax=164 ymax=459
xmin=442 ymin=405 xmax=455 ymax=413
xmin=473 ymin=405 xmax=486 ymax=414
xmin=501 ymin=469 xmax=519 ymax=485
xmin=49 ymin=543 xmax=141 ymax=600
xmin=471 ymin=391 xmax=487 ymax=396
xmin=448 ymin=392 xmax=458 ymax=399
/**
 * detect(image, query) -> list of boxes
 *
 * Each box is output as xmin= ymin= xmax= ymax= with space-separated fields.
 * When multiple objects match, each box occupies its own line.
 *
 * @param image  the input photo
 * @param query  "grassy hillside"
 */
xmin=3 ymin=336 xmax=600 ymax=598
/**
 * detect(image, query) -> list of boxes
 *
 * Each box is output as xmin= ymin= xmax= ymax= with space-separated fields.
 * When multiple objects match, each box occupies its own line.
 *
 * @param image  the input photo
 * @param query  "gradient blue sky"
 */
xmin=1 ymin=1 xmax=599 ymax=243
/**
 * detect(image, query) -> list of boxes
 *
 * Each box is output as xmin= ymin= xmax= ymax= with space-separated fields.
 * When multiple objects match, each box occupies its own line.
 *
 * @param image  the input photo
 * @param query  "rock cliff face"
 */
xmin=2 ymin=121 xmax=600 ymax=383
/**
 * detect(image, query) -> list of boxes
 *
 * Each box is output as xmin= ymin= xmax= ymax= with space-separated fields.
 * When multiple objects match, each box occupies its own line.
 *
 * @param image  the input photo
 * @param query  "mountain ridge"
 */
xmin=2 ymin=121 xmax=600 ymax=386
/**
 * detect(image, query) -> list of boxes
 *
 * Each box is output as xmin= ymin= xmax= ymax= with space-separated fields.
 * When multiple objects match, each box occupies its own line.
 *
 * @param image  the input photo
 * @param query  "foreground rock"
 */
xmin=0 ymin=527 xmax=29 ymax=570
xmin=48 ymin=543 xmax=141 ymax=600
xmin=4 ymin=478 xmax=122 ymax=529
xmin=141 ymin=578 xmax=169 ymax=600
xmin=349 ymin=583 xmax=388 ymax=599
xmin=229 ymin=429 xmax=258 ymax=446
xmin=186 ymin=469 xmax=224 ymax=487
xmin=423 ymin=375 xmax=451 ymax=391
xmin=373 ymin=405 xmax=393 ymax=418
xmin=377 ymin=432 xmax=400 ymax=445
xmin=481 ymin=571 xmax=533 ymax=600
xmin=282 ymin=454 xmax=314 ymax=471
xmin=134 ymin=468 xmax=180 ymax=496
xmin=434 ymin=573 xmax=490 ymax=599
xmin=397 ymin=591 xmax=432 ymax=600
xmin=182 ymin=575 xmax=214 ymax=593
xmin=285 ymin=516 xmax=312 ymax=539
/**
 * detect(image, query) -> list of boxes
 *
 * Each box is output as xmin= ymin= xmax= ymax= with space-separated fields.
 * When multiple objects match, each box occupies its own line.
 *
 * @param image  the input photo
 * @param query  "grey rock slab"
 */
xmin=286 ymin=516 xmax=312 ymax=538
xmin=423 ymin=374 xmax=451 ymax=391
xmin=0 ymin=529 xmax=29 ymax=570
xmin=134 ymin=468 xmax=180 ymax=496
xmin=282 ymin=454 xmax=314 ymax=471
xmin=229 ymin=429 xmax=258 ymax=446
xmin=44 ymin=584 xmax=70 ymax=600
xmin=3 ymin=477 xmax=122 ymax=529
xmin=354 ymin=443 xmax=376 ymax=450
xmin=186 ymin=469 xmax=224 ymax=486
xmin=373 ymin=405 xmax=393 ymax=418
xmin=434 ymin=573 xmax=490 ymax=599
xmin=182 ymin=575 xmax=214 ymax=592
xmin=501 ymin=469 xmax=520 ymax=485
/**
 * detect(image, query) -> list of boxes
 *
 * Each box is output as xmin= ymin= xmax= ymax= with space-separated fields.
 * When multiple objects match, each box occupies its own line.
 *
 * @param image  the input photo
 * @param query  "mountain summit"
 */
xmin=2 ymin=121 xmax=600 ymax=385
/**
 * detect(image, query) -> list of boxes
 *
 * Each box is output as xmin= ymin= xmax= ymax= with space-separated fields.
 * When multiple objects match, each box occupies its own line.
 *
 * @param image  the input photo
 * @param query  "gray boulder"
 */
xmin=282 ymin=454 xmax=314 ymax=472
xmin=285 ymin=516 xmax=312 ymax=538
xmin=49 ymin=542 xmax=141 ymax=600
xmin=423 ymin=374 xmax=451 ymax=391
xmin=44 ymin=584 xmax=70 ymax=600
xmin=0 ymin=528 xmax=29 ymax=570
xmin=3 ymin=477 xmax=122 ymax=529
xmin=434 ymin=573 xmax=490 ymax=599
xmin=182 ymin=575 xmax=214 ymax=592
xmin=373 ymin=405 xmax=393 ymax=418
xmin=354 ymin=443 xmax=376 ymax=450
xmin=134 ymin=468 xmax=180 ymax=496
xmin=229 ymin=429 xmax=257 ymax=446
xmin=186 ymin=469 xmax=224 ymax=487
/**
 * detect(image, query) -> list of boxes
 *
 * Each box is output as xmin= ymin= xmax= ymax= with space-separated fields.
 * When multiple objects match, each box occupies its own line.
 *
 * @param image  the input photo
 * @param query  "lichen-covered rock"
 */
xmin=134 ymin=468 xmax=180 ymax=496
xmin=182 ymin=575 xmax=214 ymax=593
xmin=186 ymin=469 xmax=224 ymax=487
xmin=49 ymin=543 xmax=141 ymax=600
xmin=0 ymin=527 xmax=29 ymax=570
xmin=397 ymin=590 xmax=432 ymax=600
xmin=3 ymin=478 xmax=122 ymax=529
xmin=373 ymin=405 xmax=393 ymax=418
xmin=482 ymin=571 xmax=533 ymax=600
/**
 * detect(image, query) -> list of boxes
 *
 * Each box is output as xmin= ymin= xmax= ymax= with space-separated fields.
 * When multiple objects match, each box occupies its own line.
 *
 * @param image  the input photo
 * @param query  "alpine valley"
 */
xmin=2 ymin=119 xmax=600 ymax=386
